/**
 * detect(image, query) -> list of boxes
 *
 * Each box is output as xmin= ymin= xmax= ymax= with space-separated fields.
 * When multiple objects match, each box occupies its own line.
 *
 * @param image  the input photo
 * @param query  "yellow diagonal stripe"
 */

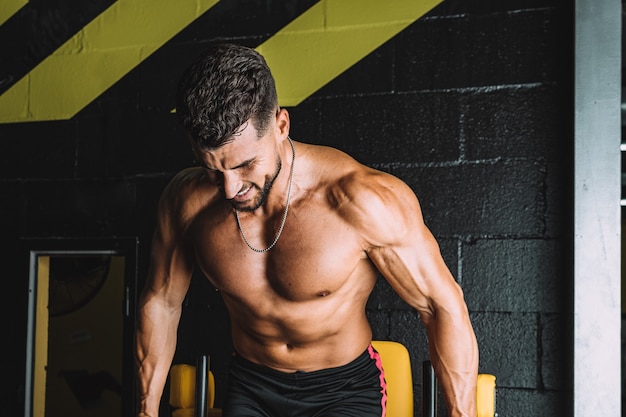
xmin=0 ymin=0 xmax=219 ymax=123
xmin=0 ymin=0 xmax=27 ymax=26
xmin=257 ymin=0 xmax=443 ymax=107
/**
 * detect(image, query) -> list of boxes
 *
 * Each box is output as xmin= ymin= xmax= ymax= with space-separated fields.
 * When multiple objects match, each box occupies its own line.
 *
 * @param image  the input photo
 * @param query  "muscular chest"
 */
xmin=191 ymin=205 xmax=367 ymax=301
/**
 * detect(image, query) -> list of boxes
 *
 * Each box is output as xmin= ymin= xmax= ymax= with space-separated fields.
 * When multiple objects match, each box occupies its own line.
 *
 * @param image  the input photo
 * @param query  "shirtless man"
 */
xmin=135 ymin=43 xmax=478 ymax=417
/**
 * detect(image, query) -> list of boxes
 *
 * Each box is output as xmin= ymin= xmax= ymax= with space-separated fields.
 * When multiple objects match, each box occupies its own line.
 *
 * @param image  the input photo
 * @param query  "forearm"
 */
xmin=135 ymin=301 xmax=181 ymax=417
xmin=425 ymin=307 xmax=478 ymax=417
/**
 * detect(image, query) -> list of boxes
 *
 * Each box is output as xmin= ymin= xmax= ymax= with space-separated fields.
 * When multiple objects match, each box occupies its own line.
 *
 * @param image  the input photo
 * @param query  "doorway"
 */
xmin=24 ymin=238 xmax=138 ymax=417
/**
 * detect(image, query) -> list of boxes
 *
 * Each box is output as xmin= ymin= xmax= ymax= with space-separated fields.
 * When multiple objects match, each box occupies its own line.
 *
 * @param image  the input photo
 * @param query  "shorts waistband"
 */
xmin=232 ymin=344 xmax=376 ymax=382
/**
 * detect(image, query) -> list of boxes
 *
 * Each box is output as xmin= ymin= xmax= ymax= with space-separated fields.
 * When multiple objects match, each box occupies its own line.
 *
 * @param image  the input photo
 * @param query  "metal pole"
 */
xmin=195 ymin=354 xmax=209 ymax=417
xmin=422 ymin=360 xmax=437 ymax=417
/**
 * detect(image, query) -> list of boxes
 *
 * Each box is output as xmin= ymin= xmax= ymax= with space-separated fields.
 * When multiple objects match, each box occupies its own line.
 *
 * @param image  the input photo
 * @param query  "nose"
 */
xmin=221 ymin=170 xmax=243 ymax=200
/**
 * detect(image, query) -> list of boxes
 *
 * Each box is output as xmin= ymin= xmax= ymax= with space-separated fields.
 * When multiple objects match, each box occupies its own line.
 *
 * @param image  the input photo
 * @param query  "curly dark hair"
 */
xmin=176 ymin=44 xmax=279 ymax=150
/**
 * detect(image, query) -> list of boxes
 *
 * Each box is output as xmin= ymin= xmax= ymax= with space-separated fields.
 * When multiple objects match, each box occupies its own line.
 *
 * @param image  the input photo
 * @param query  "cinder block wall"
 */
xmin=293 ymin=2 xmax=573 ymax=416
xmin=0 ymin=1 xmax=572 ymax=416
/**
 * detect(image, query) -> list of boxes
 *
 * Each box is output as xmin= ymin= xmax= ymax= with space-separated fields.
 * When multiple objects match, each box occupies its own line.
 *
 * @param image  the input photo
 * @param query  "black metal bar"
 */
xmin=422 ymin=360 xmax=437 ymax=417
xmin=195 ymin=354 xmax=209 ymax=417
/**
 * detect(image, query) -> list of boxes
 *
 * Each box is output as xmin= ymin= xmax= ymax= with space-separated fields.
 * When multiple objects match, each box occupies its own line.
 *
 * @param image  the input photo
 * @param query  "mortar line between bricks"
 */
xmin=396 ymin=82 xmax=553 ymax=95
xmin=371 ymin=157 xmax=511 ymax=170
xmin=420 ymin=7 xmax=556 ymax=22
xmin=458 ymin=96 xmax=468 ymax=161
xmin=457 ymin=238 xmax=463 ymax=286
xmin=8 ymin=173 xmax=176 ymax=183
xmin=537 ymin=313 xmax=545 ymax=391
xmin=318 ymin=81 xmax=554 ymax=100
xmin=439 ymin=234 xmax=560 ymax=240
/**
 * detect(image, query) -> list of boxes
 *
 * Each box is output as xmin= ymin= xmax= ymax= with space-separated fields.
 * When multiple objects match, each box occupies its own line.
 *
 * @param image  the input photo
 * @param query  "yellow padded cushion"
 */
xmin=171 ymin=409 xmax=194 ymax=417
xmin=371 ymin=340 xmax=414 ymax=417
xmin=372 ymin=340 xmax=497 ymax=417
xmin=169 ymin=363 xmax=215 ymax=409
xmin=477 ymin=373 xmax=496 ymax=417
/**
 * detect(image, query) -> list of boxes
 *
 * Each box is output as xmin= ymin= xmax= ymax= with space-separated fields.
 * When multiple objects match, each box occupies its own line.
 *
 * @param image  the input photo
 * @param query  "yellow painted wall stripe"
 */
xmin=257 ymin=0 xmax=443 ymax=107
xmin=0 ymin=0 xmax=219 ymax=123
xmin=0 ymin=0 xmax=27 ymax=26
xmin=0 ymin=0 xmax=442 ymax=124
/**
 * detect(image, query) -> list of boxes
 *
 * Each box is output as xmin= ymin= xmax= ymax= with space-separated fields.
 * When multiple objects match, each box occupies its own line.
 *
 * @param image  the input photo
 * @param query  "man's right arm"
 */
xmin=135 ymin=177 xmax=195 ymax=417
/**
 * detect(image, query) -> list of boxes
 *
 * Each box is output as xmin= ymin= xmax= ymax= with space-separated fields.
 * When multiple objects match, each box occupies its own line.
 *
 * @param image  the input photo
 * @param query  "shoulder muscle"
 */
xmin=156 ymin=167 xmax=217 ymax=233
xmin=332 ymin=168 xmax=423 ymax=249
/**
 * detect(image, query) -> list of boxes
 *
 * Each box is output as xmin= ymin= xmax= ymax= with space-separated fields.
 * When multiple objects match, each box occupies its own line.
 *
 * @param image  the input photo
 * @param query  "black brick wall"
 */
xmin=292 ymin=1 xmax=573 ymax=415
xmin=0 ymin=1 xmax=573 ymax=416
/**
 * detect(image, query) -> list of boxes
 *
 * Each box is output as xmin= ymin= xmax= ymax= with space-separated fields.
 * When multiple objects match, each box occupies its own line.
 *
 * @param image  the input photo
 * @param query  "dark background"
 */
xmin=0 ymin=1 xmax=575 ymax=416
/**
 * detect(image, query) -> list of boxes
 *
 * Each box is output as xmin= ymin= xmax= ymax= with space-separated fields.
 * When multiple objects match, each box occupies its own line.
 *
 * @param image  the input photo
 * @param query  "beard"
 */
xmin=230 ymin=157 xmax=282 ymax=212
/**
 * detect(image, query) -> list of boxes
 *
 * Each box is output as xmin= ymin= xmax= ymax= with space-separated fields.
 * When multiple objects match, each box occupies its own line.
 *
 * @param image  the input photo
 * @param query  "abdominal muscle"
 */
xmin=212 ymin=264 xmax=377 ymax=373
xmin=225 ymin=295 xmax=374 ymax=373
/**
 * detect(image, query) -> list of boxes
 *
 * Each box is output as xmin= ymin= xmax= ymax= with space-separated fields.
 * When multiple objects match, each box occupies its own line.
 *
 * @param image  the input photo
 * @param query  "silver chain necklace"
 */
xmin=235 ymin=137 xmax=295 ymax=253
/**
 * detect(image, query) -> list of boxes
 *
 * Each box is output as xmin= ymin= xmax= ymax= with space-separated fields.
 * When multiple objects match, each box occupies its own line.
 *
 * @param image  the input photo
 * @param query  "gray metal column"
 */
xmin=574 ymin=1 xmax=621 ymax=416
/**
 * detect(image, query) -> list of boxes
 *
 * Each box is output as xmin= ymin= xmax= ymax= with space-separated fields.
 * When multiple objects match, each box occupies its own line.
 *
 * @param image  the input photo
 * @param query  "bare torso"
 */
xmin=139 ymin=133 xmax=478 ymax=417
xmin=182 ymin=144 xmax=380 ymax=372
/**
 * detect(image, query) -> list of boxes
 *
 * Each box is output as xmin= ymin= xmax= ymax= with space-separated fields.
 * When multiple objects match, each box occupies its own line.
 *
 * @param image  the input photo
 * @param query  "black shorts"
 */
xmin=222 ymin=344 xmax=387 ymax=417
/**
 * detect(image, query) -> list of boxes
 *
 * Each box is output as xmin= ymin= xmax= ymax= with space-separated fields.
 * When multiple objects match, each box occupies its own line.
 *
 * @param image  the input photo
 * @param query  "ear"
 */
xmin=275 ymin=108 xmax=290 ymax=139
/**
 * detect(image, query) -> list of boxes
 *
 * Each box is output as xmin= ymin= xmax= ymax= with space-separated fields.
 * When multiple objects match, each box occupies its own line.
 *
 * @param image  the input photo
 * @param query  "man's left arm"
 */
xmin=357 ymin=173 xmax=479 ymax=417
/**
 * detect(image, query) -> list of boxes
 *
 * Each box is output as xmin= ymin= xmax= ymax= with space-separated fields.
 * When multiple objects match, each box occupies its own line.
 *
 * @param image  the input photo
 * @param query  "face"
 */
xmin=238 ymin=156 xmax=281 ymax=212
xmin=193 ymin=118 xmax=284 ymax=212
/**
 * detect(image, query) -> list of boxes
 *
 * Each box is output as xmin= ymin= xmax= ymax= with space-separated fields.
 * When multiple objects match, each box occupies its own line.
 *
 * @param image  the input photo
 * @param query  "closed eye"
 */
xmin=234 ymin=158 xmax=255 ymax=170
